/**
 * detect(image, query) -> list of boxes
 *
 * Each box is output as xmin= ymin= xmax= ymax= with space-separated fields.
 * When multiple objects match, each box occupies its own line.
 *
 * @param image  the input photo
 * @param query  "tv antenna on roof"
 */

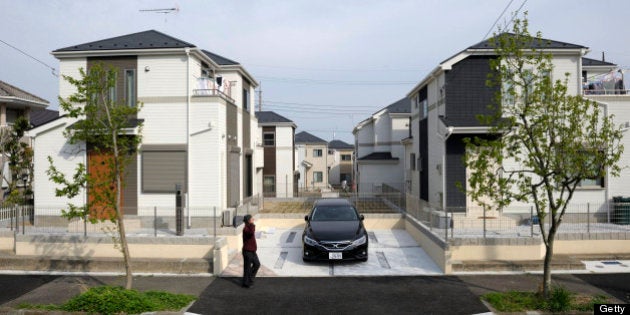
xmin=140 ymin=5 xmax=180 ymax=22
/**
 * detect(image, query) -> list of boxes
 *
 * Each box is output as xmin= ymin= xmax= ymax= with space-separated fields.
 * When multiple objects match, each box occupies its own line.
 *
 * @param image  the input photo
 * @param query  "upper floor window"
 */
xmin=421 ymin=99 xmax=428 ymax=119
xmin=263 ymin=132 xmax=275 ymax=147
xmin=313 ymin=149 xmax=323 ymax=157
xmin=341 ymin=154 xmax=352 ymax=161
xmin=243 ymin=88 xmax=250 ymax=112
xmin=125 ymin=69 xmax=136 ymax=107
xmin=410 ymin=153 xmax=416 ymax=171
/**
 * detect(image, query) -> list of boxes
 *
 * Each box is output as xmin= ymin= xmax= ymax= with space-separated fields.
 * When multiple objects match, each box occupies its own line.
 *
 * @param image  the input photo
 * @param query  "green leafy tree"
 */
xmin=463 ymin=14 xmax=624 ymax=297
xmin=47 ymin=63 xmax=142 ymax=289
xmin=1 ymin=116 xmax=34 ymax=205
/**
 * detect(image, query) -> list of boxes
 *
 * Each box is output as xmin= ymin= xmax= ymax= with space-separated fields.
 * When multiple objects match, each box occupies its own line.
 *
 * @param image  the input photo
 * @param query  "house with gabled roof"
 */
xmin=295 ymin=131 xmax=329 ymax=191
xmin=352 ymin=98 xmax=411 ymax=193
xmin=327 ymin=139 xmax=354 ymax=188
xmin=255 ymin=111 xmax=297 ymax=198
xmin=30 ymin=30 xmax=261 ymax=222
xmin=405 ymin=32 xmax=630 ymax=220
xmin=0 ymin=80 xmax=51 ymax=197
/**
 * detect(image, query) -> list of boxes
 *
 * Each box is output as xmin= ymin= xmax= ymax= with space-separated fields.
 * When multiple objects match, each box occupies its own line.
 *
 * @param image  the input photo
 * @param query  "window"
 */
xmin=578 ymin=177 xmax=604 ymax=188
xmin=263 ymin=176 xmax=275 ymax=194
xmin=421 ymin=99 xmax=428 ymax=119
xmin=142 ymin=150 xmax=186 ymax=193
xmin=243 ymin=88 xmax=250 ymax=111
xmin=125 ymin=69 xmax=136 ymax=107
xmin=313 ymin=149 xmax=323 ymax=157
xmin=341 ymin=154 xmax=352 ymax=161
xmin=313 ymin=171 xmax=323 ymax=183
xmin=328 ymin=149 xmax=334 ymax=155
xmin=410 ymin=153 xmax=416 ymax=171
xmin=108 ymin=72 xmax=117 ymax=103
xmin=263 ymin=132 xmax=275 ymax=146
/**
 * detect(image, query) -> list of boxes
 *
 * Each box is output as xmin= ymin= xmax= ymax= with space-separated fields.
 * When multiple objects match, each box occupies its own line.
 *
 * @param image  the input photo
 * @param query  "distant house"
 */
xmin=295 ymin=131 xmax=329 ymax=191
xmin=0 ymin=80 xmax=50 ymax=196
xmin=352 ymin=98 xmax=411 ymax=193
xmin=327 ymin=139 xmax=354 ymax=188
xmin=255 ymin=111 xmax=297 ymax=198
xmin=30 ymin=30 xmax=261 ymax=219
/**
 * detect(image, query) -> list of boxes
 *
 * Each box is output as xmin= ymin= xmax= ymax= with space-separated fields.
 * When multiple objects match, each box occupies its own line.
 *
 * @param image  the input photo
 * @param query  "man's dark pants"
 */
xmin=242 ymin=250 xmax=260 ymax=286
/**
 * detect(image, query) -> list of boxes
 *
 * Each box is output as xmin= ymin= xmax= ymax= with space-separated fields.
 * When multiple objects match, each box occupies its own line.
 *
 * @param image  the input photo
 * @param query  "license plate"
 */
xmin=329 ymin=252 xmax=343 ymax=260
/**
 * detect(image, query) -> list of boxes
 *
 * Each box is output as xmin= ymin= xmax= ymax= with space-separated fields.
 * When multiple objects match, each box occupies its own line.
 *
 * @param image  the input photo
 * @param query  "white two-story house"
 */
xmin=295 ymin=131 xmax=329 ymax=191
xmin=405 ymin=33 xmax=630 ymax=218
xmin=30 ymin=30 xmax=261 ymax=220
xmin=353 ymin=98 xmax=411 ymax=194
xmin=255 ymin=111 xmax=297 ymax=198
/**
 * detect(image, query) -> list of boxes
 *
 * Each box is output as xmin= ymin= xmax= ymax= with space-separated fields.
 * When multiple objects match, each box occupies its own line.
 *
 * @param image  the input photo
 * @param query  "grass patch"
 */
xmin=482 ymin=287 xmax=611 ymax=313
xmin=17 ymin=286 xmax=195 ymax=315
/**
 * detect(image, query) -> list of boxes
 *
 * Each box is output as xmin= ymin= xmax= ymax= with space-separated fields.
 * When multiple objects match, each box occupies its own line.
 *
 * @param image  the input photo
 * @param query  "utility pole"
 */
xmin=257 ymin=83 xmax=262 ymax=112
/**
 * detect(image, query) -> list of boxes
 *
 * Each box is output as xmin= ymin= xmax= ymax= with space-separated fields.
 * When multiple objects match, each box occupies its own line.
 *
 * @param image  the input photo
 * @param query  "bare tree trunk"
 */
xmin=113 ymin=138 xmax=133 ymax=289
xmin=542 ymin=237 xmax=554 ymax=298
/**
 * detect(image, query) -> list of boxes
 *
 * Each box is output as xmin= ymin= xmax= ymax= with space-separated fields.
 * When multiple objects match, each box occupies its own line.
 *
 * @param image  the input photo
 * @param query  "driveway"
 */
xmin=221 ymin=228 xmax=442 ymax=277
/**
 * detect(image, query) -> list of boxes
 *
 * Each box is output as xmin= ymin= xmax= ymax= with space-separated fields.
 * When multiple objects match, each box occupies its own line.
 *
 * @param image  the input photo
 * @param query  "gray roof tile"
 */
xmin=295 ymin=131 xmax=327 ymax=144
xmin=582 ymin=57 xmax=616 ymax=67
xmin=202 ymin=50 xmax=239 ymax=65
xmin=255 ymin=111 xmax=294 ymax=124
xmin=0 ymin=80 xmax=49 ymax=104
xmin=29 ymin=109 xmax=59 ymax=128
xmin=54 ymin=30 xmax=195 ymax=52
xmin=328 ymin=140 xmax=354 ymax=150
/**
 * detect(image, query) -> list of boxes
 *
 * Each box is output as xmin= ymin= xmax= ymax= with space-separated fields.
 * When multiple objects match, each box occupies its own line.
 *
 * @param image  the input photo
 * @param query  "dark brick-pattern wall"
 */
xmin=444 ymin=56 xmax=498 ymax=127
xmin=445 ymin=134 xmax=468 ymax=210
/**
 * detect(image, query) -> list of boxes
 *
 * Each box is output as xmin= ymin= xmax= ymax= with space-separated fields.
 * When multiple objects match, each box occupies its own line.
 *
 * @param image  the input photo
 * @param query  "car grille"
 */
xmin=319 ymin=240 xmax=353 ymax=251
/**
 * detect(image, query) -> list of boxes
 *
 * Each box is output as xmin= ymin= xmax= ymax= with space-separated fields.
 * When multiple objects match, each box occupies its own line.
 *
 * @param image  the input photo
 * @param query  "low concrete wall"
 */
xmin=213 ymin=237 xmax=229 ymax=275
xmin=15 ymin=235 xmax=216 ymax=259
xmin=404 ymin=217 xmax=451 ymax=274
xmin=555 ymin=239 xmax=630 ymax=256
xmin=0 ymin=230 xmax=13 ymax=252
xmin=449 ymin=238 xmax=544 ymax=261
xmin=257 ymin=213 xmax=405 ymax=230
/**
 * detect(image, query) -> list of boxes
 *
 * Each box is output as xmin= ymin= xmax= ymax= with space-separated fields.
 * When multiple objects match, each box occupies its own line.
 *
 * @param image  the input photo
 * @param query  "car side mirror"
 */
xmin=360 ymin=215 xmax=365 ymax=221
xmin=305 ymin=215 xmax=309 ymax=222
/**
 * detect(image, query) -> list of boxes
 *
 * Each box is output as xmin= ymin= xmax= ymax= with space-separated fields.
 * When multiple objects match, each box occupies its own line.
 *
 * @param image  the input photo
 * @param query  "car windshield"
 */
xmin=311 ymin=205 xmax=359 ymax=221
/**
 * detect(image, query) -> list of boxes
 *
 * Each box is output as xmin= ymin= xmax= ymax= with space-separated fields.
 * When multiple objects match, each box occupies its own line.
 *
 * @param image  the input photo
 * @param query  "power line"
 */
xmin=263 ymin=99 xmax=379 ymax=109
xmin=257 ymin=76 xmax=415 ymax=86
xmin=482 ymin=0 xmax=516 ymax=40
xmin=0 ymin=38 xmax=58 ymax=77
xmin=249 ymin=64 xmax=423 ymax=73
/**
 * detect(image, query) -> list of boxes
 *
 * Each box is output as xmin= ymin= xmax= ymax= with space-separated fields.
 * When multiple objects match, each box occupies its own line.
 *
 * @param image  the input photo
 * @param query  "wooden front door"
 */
xmin=87 ymin=149 xmax=122 ymax=220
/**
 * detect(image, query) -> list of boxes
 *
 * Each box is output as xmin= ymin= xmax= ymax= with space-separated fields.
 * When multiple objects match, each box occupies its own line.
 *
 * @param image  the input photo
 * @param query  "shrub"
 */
xmin=545 ymin=286 xmax=572 ymax=313
xmin=59 ymin=286 xmax=195 ymax=314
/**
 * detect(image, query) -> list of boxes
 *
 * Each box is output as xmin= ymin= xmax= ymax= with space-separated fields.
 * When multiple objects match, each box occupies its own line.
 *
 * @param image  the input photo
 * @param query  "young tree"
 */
xmin=463 ymin=14 xmax=624 ymax=297
xmin=47 ymin=63 xmax=142 ymax=289
xmin=1 ymin=116 xmax=34 ymax=205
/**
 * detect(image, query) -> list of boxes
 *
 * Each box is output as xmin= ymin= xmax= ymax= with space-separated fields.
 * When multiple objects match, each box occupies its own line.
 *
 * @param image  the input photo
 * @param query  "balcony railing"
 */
xmin=583 ymin=88 xmax=629 ymax=95
xmin=192 ymin=88 xmax=235 ymax=103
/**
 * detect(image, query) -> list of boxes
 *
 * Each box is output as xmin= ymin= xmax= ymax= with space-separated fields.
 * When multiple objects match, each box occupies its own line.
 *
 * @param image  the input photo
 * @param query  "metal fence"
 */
xmin=0 ymin=194 xmax=262 ymax=238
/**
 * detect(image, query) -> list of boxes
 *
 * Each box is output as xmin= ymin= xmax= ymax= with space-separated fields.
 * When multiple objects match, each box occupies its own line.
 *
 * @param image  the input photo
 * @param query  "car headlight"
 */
xmin=351 ymin=235 xmax=367 ymax=246
xmin=304 ymin=235 xmax=318 ymax=246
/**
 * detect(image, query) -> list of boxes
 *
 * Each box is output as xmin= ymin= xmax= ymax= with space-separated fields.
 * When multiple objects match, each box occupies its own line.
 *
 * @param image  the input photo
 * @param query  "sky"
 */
xmin=2 ymin=0 xmax=630 ymax=143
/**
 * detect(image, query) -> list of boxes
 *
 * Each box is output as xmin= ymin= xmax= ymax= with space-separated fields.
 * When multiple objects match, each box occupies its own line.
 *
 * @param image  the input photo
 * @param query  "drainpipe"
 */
xmin=442 ymin=127 xmax=454 ymax=211
xmin=185 ymin=47 xmax=191 ymax=228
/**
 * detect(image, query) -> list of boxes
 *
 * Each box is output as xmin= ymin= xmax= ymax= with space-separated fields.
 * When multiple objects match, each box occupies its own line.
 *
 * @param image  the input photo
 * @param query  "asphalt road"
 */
xmin=0 ymin=274 xmax=59 ymax=305
xmin=188 ymin=276 xmax=489 ymax=315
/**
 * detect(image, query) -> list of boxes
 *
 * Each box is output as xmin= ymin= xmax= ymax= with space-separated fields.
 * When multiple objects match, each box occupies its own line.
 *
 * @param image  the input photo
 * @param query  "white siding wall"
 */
xmin=33 ymin=119 xmax=86 ymax=211
xmin=373 ymin=113 xmax=391 ymax=152
xmin=275 ymin=126 xmax=294 ymax=197
xmin=58 ymin=58 xmax=87 ymax=115
xmin=137 ymin=55 xmax=188 ymax=97
xmin=139 ymin=102 xmax=187 ymax=144
xmin=552 ymin=55 xmax=581 ymax=94
xmin=428 ymin=75 xmax=445 ymax=205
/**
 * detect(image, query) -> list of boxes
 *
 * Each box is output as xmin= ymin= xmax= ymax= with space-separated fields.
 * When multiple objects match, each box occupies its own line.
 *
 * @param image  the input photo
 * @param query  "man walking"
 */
xmin=242 ymin=214 xmax=260 ymax=288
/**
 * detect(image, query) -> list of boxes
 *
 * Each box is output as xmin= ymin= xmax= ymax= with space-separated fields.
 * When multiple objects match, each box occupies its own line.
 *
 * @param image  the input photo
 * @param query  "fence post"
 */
xmin=10 ymin=207 xmax=14 ymax=231
xmin=530 ymin=206 xmax=534 ymax=238
xmin=154 ymin=206 xmax=157 ymax=237
xmin=450 ymin=207 xmax=454 ymax=239
xmin=213 ymin=206 xmax=217 ymax=241
xmin=83 ymin=212 xmax=87 ymax=237
xmin=483 ymin=206 xmax=486 ymax=238
xmin=21 ymin=205 xmax=25 ymax=235
xmin=587 ymin=202 xmax=590 ymax=235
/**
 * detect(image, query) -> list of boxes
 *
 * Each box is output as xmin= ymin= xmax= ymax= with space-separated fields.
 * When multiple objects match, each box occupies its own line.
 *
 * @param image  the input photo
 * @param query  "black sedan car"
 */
xmin=302 ymin=198 xmax=368 ymax=262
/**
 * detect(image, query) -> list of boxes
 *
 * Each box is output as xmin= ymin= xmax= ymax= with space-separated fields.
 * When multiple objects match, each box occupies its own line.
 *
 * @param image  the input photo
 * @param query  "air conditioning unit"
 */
xmin=222 ymin=208 xmax=235 ymax=227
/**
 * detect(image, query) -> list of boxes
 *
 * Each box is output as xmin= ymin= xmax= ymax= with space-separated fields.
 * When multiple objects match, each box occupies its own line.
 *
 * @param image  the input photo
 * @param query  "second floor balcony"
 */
xmin=193 ymin=78 xmax=235 ymax=103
